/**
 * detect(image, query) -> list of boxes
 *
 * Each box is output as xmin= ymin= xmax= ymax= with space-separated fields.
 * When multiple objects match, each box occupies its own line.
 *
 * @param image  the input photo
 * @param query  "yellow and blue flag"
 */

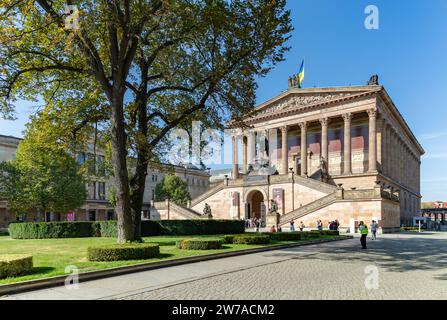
xmin=297 ymin=59 xmax=305 ymax=87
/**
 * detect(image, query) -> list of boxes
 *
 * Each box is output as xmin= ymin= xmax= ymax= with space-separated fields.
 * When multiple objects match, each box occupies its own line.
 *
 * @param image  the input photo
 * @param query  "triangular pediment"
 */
xmin=245 ymin=86 xmax=381 ymax=121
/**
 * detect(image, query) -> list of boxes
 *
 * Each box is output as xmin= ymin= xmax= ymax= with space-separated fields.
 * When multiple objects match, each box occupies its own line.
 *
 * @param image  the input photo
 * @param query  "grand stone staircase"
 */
xmin=278 ymin=191 xmax=338 ymax=226
xmin=169 ymin=202 xmax=204 ymax=219
xmin=190 ymin=183 xmax=225 ymax=207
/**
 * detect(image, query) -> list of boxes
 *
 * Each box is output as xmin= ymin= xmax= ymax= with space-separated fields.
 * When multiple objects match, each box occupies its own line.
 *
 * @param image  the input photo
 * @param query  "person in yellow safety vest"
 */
xmin=358 ymin=221 xmax=368 ymax=249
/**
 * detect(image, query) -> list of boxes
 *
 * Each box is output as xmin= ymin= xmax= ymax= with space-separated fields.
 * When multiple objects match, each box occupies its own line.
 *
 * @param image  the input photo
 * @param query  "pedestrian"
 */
xmin=359 ymin=221 xmax=368 ymax=249
xmin=299 ymin=221 xmax=305 ymax=232
xmin=290 ymin=220 xmax=295 ymax=232
xmin=327 ymin=221 xmax=332 ymax=230
xmin=371 ymin=220 xmax=378 ymax=240
xmin=270 ymin=225 xmax=277 ymax=233
xmin=334 ymin=220 xmax=339 ymax=231
xmin=256 ymin=218 xmax=260 ymax=232
xmin=317 ymin=220 xmax=323 ymax=231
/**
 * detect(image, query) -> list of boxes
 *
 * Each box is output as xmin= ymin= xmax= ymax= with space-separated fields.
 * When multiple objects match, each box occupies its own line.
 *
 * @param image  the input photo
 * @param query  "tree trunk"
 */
xmin=129 ymin=93 xmax=150 ymax=240
xmin=110 ymin=88 xmax=135 ymax=243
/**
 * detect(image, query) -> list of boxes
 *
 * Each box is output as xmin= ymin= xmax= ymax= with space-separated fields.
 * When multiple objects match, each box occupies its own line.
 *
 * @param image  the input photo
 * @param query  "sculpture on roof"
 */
xmin=367 ymin=74 xmax=379 ymax=86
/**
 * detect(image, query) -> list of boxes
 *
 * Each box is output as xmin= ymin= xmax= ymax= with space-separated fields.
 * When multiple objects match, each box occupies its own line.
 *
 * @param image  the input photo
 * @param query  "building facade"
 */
xmin=0 ymin=137 xmax=210 ymax=228
xmin=188 ymin=78 xmax=424 ymax=232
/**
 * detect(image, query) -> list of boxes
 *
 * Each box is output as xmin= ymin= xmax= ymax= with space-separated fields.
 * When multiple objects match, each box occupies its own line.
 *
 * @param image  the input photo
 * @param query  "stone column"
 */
xmin=385 ymin=124 xmax=391 ymax=176
xmin=342 ymin=113 xmax=352 ymax=175
xmin=299 ymin=122 xmax=308 ymax=176
xmin=320 ymin=117 xmax=329 ymax=164
xmin=232 ymin=135 xmax=239 ymax=179
xmin=367 ymin=109 xmax=377 ymax=173
xmin=377 ymin=117 xmax=384 ymax=172
xmin=242 ymin=135 xmax=247 ymax=175
xmin=247 ymin=131 xmax=255 ymax=166
xmin=280 ymin=126 xmax=288 ymax=174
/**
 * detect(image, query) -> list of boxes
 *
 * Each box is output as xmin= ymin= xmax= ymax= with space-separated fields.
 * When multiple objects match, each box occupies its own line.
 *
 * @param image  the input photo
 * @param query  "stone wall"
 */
xmin=290 ymin=198 xmax=400 ymax=232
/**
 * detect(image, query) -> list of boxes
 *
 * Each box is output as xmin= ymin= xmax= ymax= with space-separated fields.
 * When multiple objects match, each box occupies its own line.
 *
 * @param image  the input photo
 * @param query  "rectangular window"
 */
xmin=87 ymin=153 xmax=96 ymax=175
xmin=88 ymin=210 xmax=96 ymax=221
xmin=97 ymin=155 xmax=106 ymax=176
xmin=152 ymin=189 xmax=155 ymax=200
xmin=98 ymin=182 xmax=106 ymax=200
xmin=88 ymin=182 xmax=96 ymax=200
xmin=77 ymin=153 xmax=86 ymax=165
xmin=106 ymin=211 xmax=114 ymax=220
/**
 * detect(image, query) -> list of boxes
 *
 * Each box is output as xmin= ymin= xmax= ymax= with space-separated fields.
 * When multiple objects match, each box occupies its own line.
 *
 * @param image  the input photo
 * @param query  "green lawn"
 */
xmin=0 ymin=234 xmax=341 ymax=285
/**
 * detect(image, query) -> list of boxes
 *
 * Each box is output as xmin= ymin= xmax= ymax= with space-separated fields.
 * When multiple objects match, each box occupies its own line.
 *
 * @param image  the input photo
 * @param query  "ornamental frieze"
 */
xmin=253 ymin=93 xmax=354 ymax=118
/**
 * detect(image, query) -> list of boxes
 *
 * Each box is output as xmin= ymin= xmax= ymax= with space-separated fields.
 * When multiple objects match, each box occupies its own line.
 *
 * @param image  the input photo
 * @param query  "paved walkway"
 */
xmin=3 ymin=232 xmax=447 ymax=300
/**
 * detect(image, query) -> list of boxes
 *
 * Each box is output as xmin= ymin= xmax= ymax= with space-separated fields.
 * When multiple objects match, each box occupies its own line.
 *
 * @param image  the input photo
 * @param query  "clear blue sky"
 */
xmin=1 ymin=0 xmax=446 ymax=201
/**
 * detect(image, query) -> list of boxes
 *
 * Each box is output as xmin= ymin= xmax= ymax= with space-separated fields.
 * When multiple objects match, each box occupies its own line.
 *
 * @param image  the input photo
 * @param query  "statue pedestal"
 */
xmin=266 ymin=212 xmax=280 ymax=229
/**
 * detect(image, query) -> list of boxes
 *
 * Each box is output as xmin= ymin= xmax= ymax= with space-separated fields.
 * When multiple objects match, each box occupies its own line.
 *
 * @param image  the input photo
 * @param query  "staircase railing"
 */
xmin=169 ymin=202 xmax=204 ymax=219
xmin=190 ymin=182 xmax=225 ymax=207
xmin=279 ymin=192 xmax=338 ymax=225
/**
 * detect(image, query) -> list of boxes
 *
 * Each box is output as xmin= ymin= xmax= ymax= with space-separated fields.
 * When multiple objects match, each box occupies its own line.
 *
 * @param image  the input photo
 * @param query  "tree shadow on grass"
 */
xmin=156 ymin=253 xmax=175 ymax=259
xmin=27 ymin=266 xmax=56 ymax=276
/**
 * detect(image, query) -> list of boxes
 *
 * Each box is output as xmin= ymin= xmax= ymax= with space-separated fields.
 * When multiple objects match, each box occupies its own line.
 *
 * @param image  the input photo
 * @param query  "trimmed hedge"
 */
xmin=320 ymin=230 xmax=339 ymax=236
xmin=233 ymin=235 xmax=270 ymax=245
xmin=0 ymin=254 xmax=33 ymax=279
xmin=262 ymin=232 xmax=302 ymax=241
xmin=9 ymin=220 xmax=245 ymax=239
xmin=301 ymin=231 xmax=321 ymax=238
xmin=148 ymin=220 xmax=245 ymax=236
xmin=176 ymin=238 xmax=223 ymax=250
xmin=87 ymin=243 xmax=160 ymax=261
xmin=9 ymin=222 xmax=96 ymax=239
xmin=96 ymin=221 xmax=118 ymax=237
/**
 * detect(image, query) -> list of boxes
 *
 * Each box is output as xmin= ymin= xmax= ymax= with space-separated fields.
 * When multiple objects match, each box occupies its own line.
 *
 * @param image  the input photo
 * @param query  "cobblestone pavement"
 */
xmin=119 ymin=232 xmax=447 ymax=300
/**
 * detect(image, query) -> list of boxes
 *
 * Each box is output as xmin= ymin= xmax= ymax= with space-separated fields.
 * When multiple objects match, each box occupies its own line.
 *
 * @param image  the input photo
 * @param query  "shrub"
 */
xmin=301 ymin=231 xmax=321 ymax=238
xmin=0 ymin=230 xmax=9 ymax=237
xmin=96 ymin=221 xmax=118 ymax=237
xmin=87 ymin=243 xmax=160 ymax=261
xmin=233 ymin=235 xmax=270 ymax=245
xmin=223 ymin=234 xmax=236 ymax=244
xmin=262 ymin=232 xmax=302 ymax=241
xmin=0 ymin=254 xmax=33 ymax=279
xmin=320 ymin=230 xmax=339 ymax=236
xmin=153 ymin=220 xmax=245 ymax=236
xmin=8 ymin=219 xmax=245 ymax=239
xmin=176 ymin=239 xmax=223 ymax=250
xmin=9 ymin=221 xmax=96 ymax=239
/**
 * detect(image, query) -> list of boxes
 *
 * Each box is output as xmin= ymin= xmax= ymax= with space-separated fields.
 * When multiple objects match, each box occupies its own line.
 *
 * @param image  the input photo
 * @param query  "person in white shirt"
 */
xmin=371 ymin=220 xmax=378 ymax=240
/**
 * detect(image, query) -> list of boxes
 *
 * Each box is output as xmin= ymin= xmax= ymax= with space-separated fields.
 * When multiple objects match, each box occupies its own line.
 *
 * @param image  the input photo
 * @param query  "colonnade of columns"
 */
xmin=232 ymin=108 xmax=385 ymax=179
xmin=381 ymin=119 xmax=420 ymax=192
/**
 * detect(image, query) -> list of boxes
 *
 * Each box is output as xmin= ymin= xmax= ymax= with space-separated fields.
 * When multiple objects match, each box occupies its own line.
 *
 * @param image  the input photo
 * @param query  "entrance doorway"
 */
xmin=246 ymin=190 xmax=266 ymax=226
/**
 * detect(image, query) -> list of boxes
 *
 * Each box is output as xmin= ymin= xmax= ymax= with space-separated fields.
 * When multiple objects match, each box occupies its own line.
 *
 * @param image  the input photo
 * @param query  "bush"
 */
xmin=96 ymin=221 xmax=118 ymax=237
xmin=8 ymin=219 xmax=245 ymax=239
xmin=9 ymin=221 xmax=96 ymax=239
xmin=223 ymin=234 xmax=236 ymax=244
xmin=151 ymin=220 xmax=245 ymax=236
xmin=0 ymin=230 xmax=9 ymax=237
xmin=262 ymin=232 xmax=302 ymax=241
xmin=0 ymin=254 xmax=33 ymax=279
xmin=87 ymin=243 xmax=160 ymax=261
xmin=301 ymin=231 xmax=321 ymax=238
xmin=233 ymin=235 xmax=270 ymax=245
xmin=176 ymin=239 xmax=223 ymax=250
xmin=320 ymin=230 xmax=339 ymax=236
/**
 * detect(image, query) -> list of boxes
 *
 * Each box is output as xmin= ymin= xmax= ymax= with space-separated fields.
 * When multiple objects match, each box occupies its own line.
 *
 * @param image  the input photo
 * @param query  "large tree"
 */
xmin=0 ymin=0 xmax=292 ymax=243
xmin=0 ymin=127 xmax=86 ymax=218
xmin=155 ymin=174 xmax=190 ymax=205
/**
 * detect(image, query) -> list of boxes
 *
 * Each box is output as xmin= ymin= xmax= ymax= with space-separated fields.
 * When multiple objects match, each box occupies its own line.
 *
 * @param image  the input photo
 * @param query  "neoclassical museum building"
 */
xmin=186 ymin=76 xmax=424 ymax=233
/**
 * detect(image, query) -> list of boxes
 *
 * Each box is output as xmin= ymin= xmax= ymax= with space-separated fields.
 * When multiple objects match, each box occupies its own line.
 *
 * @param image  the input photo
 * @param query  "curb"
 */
xmin=0 ymin=235 xmax=353 ymax=296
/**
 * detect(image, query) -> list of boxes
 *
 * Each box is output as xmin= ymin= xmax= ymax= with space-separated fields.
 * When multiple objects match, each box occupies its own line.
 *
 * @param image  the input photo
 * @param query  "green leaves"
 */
xmin=154 ymin=174 xmax=191 ymax=205
xmin=0 ymin=122 xmax=86 ymax=215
